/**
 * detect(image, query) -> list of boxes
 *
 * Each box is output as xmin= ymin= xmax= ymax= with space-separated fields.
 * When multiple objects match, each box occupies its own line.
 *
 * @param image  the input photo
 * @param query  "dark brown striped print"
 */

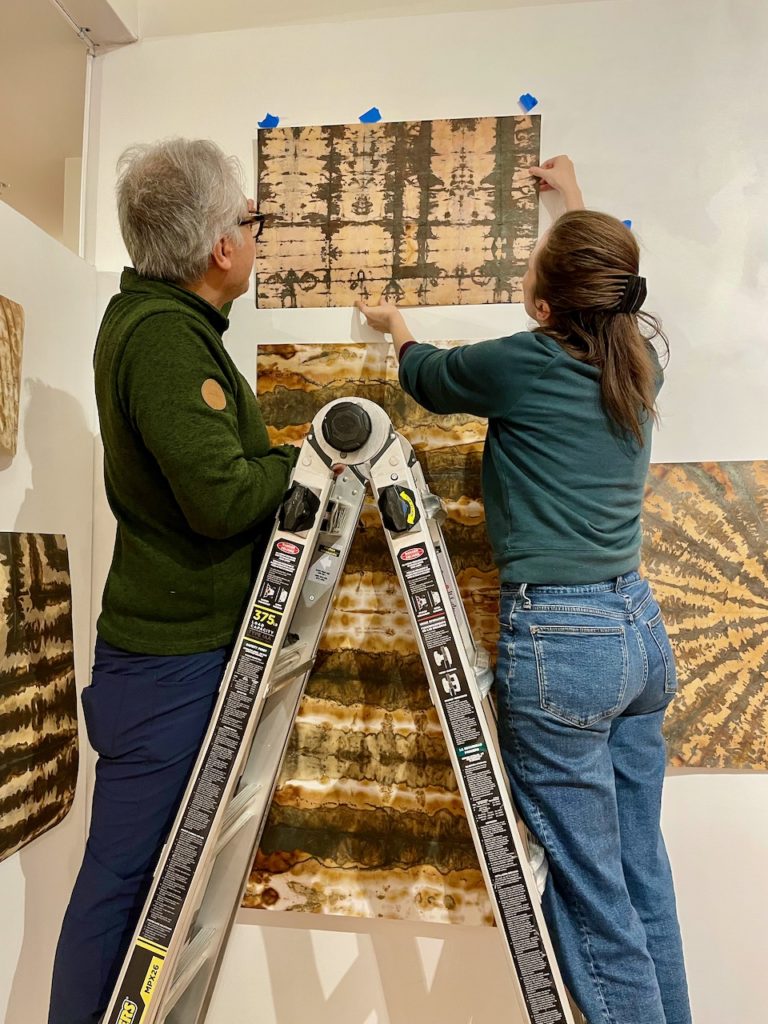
xmin=0 ymin=533 xmax=78 ymax=862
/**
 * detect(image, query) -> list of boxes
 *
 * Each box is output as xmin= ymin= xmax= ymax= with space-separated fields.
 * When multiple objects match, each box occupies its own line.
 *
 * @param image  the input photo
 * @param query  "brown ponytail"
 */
xmin=534 ymin=210 xmax=668 ymax=446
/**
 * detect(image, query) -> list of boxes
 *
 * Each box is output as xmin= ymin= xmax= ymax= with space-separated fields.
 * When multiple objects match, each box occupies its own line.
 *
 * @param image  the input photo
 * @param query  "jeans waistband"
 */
xmin=501 ymin=571 xmax=643 ymax=597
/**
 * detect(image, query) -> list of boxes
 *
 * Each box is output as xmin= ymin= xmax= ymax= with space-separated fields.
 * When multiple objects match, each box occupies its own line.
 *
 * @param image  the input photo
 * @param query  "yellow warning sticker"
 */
xmin=399 ymin=489 xmax=417 ymax=525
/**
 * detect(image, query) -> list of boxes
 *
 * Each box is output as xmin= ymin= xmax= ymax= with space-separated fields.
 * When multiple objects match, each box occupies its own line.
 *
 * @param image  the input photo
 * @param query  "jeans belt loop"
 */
xmin=614 ymin=575 xmax=623 ymax=593
xmin=518 ymin=582 xmax=531 ymax=610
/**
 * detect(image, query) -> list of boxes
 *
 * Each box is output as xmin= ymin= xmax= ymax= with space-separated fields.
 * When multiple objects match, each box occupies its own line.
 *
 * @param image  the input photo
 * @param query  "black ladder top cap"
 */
xmin=321 ymin=402 xmax=372 ymax=452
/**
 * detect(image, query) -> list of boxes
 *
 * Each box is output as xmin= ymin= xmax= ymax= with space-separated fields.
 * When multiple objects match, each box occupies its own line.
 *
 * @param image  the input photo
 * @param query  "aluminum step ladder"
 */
xmin=99 ymin=398 xmax=580 ymax=1024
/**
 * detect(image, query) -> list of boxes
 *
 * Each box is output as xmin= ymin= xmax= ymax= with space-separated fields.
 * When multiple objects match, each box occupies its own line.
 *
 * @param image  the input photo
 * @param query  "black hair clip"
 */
xmin=614 ymin=274 xmax=647 ymax=314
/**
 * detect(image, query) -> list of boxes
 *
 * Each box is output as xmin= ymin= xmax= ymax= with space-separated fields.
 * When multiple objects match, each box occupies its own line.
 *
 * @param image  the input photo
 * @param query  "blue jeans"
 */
xmin=495 ymin=572 xmax=691 ymax=1024
xmin=48 ymin=638 xmax=227 ymax=1024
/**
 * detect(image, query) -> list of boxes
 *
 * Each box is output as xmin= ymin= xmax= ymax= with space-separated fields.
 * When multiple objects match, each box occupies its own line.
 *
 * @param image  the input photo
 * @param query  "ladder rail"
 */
xmin=164 ymin=667 xmax=311 ymax=1024
xmin=100 ymin=452 xmax=364 ymax=1023
xmin=366 ymin=427 xmax=576 ymax=1024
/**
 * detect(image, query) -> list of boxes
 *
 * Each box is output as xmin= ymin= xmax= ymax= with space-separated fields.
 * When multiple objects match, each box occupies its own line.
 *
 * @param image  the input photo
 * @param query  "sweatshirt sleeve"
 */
xmin=398 ymin=333 xmax=556 ymax=418
xmin=121 ymin=316 xmax=298 ymax=540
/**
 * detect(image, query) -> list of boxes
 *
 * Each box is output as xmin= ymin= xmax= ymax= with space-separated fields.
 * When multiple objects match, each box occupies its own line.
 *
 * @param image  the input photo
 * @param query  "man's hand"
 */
xmin=530 ymin=155 xmax=584 ymax=210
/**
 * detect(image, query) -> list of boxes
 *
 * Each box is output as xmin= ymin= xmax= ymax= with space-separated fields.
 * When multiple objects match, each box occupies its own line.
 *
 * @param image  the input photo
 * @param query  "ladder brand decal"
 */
xmin=141 ymin=957 xmax=163 ymax=1004
xmin=118 ymin=999 xmax=138 ymax=1023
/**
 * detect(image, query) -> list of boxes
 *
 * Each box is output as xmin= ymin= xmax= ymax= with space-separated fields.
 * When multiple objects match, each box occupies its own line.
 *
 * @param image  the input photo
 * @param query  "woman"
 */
xmin=49 ymin=138 xmax=298 ymax=1024
xmin=358 ymin=156 xmax=692 ymax=1024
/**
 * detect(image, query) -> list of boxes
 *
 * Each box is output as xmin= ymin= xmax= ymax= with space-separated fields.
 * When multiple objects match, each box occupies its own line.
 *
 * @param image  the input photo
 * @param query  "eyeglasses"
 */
xmin=239 ymin=211 xmax=266 ymax=240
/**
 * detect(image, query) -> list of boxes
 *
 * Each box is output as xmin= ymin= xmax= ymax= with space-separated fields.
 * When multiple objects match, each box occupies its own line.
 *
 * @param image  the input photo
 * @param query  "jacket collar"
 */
xmin=120 ymin=268 xmax=230 ymax=335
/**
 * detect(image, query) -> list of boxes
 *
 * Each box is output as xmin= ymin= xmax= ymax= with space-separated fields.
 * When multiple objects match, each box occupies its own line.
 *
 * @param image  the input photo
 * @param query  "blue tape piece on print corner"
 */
xmin=622 ymin=219 xmax=633 ymax=229
xmin=359 ymin=106 xmax=382 ymax=124
xmin=518 ymin=92 xmax=539 ymax=112
xmin=258 ymin=113 xmax=280 ymax=129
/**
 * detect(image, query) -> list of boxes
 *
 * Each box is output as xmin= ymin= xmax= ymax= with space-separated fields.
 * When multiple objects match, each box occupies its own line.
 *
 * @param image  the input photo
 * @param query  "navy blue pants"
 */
xmin=48 ymin=638 xmax=228 ymax=1024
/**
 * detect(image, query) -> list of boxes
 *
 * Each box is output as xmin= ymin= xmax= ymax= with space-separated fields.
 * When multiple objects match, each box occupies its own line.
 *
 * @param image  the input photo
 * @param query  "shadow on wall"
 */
xmin=14 ymin=378 xmax=94 ymax=534
xmin=257 ymin=919 xmax=522 ymax=1024
xmin=6 ymin=379 xmax=95 ymax=1024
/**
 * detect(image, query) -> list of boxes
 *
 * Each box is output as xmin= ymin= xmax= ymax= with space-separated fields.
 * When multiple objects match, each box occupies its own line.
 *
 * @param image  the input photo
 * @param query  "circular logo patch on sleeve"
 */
xmin=201 ymin=378 xmax=227 ymax=411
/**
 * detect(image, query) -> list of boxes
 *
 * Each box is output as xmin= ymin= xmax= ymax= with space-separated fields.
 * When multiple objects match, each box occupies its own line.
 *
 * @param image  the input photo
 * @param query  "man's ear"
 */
xmin=211 ymin=235 xmax=234 ymax=272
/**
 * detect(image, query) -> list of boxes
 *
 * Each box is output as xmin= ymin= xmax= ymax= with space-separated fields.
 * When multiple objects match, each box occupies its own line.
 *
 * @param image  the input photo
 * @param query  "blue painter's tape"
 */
xmin=359 ymin=106 xmax=382 ymax=124
xmin=622 ymin=219 xmax=633 ymax=229
xmin=518 ymin=92 xmax=538 ymax=112
xmin=258 ymin=113 xmax=280 ymax=129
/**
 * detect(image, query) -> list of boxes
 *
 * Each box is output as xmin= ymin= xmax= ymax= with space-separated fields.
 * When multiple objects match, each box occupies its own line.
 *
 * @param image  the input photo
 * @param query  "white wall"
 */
xmin=0 ymin=202 xmax=98 ymax=1024
xmin=81 ymin=2 xmax=768 ymax=1023
xmin=0 ymin=0 xmax=88 ymax=243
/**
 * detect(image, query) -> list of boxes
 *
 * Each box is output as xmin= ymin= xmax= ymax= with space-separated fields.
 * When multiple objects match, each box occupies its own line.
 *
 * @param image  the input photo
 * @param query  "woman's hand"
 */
xmin=356 ymin=299 xmax=414 ymax=358
xmin=530 ymin=155 xmax=584 ymax=210
xmin=356 ymin=300 xmax=404 ymax=335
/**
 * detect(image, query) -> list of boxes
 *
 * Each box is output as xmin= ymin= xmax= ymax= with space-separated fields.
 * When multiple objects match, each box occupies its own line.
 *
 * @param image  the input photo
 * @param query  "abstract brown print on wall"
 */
xmin=642 ymin=460 xmax=768 ymax=769
xmin=0 ymin=533 xmax=78 ymax=862
xmin=245 ymin=342 xmax=495 ymax=923
xmin=0 ymin=296 xmax=25 ymax=456
xmin=255 ymin=116 xmax=540 ymax=309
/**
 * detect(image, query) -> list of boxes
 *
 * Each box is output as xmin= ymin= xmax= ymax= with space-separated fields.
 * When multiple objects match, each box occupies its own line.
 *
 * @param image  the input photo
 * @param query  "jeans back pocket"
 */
xmin=531 ymin=624 xmax=629 ymax=728
xmin=647 ymin=612 xmax=678 ymax=694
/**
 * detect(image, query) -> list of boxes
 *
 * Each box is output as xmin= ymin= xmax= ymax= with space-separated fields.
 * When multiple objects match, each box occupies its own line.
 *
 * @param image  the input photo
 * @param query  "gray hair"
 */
xmin=116 ymin=138 xmax=247 ymax=284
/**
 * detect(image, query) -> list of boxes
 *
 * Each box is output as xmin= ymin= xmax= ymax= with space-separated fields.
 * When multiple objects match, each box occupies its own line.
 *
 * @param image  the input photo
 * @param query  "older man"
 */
xmin=48 ymin=139 xmax=297 ymax=1024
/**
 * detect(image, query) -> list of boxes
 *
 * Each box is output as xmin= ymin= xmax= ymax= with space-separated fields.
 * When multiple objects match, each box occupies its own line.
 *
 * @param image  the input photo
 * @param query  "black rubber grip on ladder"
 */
xmin=279 ymin=483 xmax=321 ymax=534
xmin=378 ymin=485 xmax=420 ymax=533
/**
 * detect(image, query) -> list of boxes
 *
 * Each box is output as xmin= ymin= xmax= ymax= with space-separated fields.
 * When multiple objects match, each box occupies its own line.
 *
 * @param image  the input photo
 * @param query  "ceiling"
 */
xmin=136 ymin=0 xmax=589 ymax=37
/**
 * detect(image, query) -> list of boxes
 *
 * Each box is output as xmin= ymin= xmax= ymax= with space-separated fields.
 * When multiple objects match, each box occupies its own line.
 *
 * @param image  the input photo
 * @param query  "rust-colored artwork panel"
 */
xmin=0 ymin=295 xmax=24 ymax=456
xmin=642 ymin=461 xmax=768 ymax=769
xmin=255 ymin=115 xmax=540 ymax=309
xmin=0 ymin=533 xmax=78 ymax=861
xmin=248 ymin=342 xmax=496 ymax=923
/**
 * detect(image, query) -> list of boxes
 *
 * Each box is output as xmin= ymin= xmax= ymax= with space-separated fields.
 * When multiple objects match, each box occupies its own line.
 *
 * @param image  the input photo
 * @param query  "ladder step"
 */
xmin=214 ymin=784 xmax=263 ymax=857
xmin=163 ymin=925 xmax=217 ymax=1016
xmin=271 ymin=642 xmax=314 ymax=689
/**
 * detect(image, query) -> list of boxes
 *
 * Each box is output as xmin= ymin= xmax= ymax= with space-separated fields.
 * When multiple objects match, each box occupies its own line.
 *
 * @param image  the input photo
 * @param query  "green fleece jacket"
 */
xmin=95 ymin=269 xmax=298 ymax=654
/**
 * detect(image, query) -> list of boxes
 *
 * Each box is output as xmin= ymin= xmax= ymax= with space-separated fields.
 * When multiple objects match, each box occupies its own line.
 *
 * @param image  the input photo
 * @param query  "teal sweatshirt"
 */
xmin=399 ymin=332 xmax=660 ymax=584
xmin=94 ymin=269 xmax=298 ymax=654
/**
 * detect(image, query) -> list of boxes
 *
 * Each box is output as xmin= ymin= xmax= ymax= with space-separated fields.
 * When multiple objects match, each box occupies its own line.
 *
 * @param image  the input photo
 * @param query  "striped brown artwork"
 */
xmin=643 ymin=461 xmax=768 ymax=769
xmin=255 ymin=115 xmax=540 ymax=309
xmin=247 ymin=342 xmax=493 ymax=923
xmin=247 ymin=344 xmax=767 ymax=923
xmin=0 ymin=533 xmax=78 ymax=862
xmin=0 ymin=295 xmax=24 ymax=456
